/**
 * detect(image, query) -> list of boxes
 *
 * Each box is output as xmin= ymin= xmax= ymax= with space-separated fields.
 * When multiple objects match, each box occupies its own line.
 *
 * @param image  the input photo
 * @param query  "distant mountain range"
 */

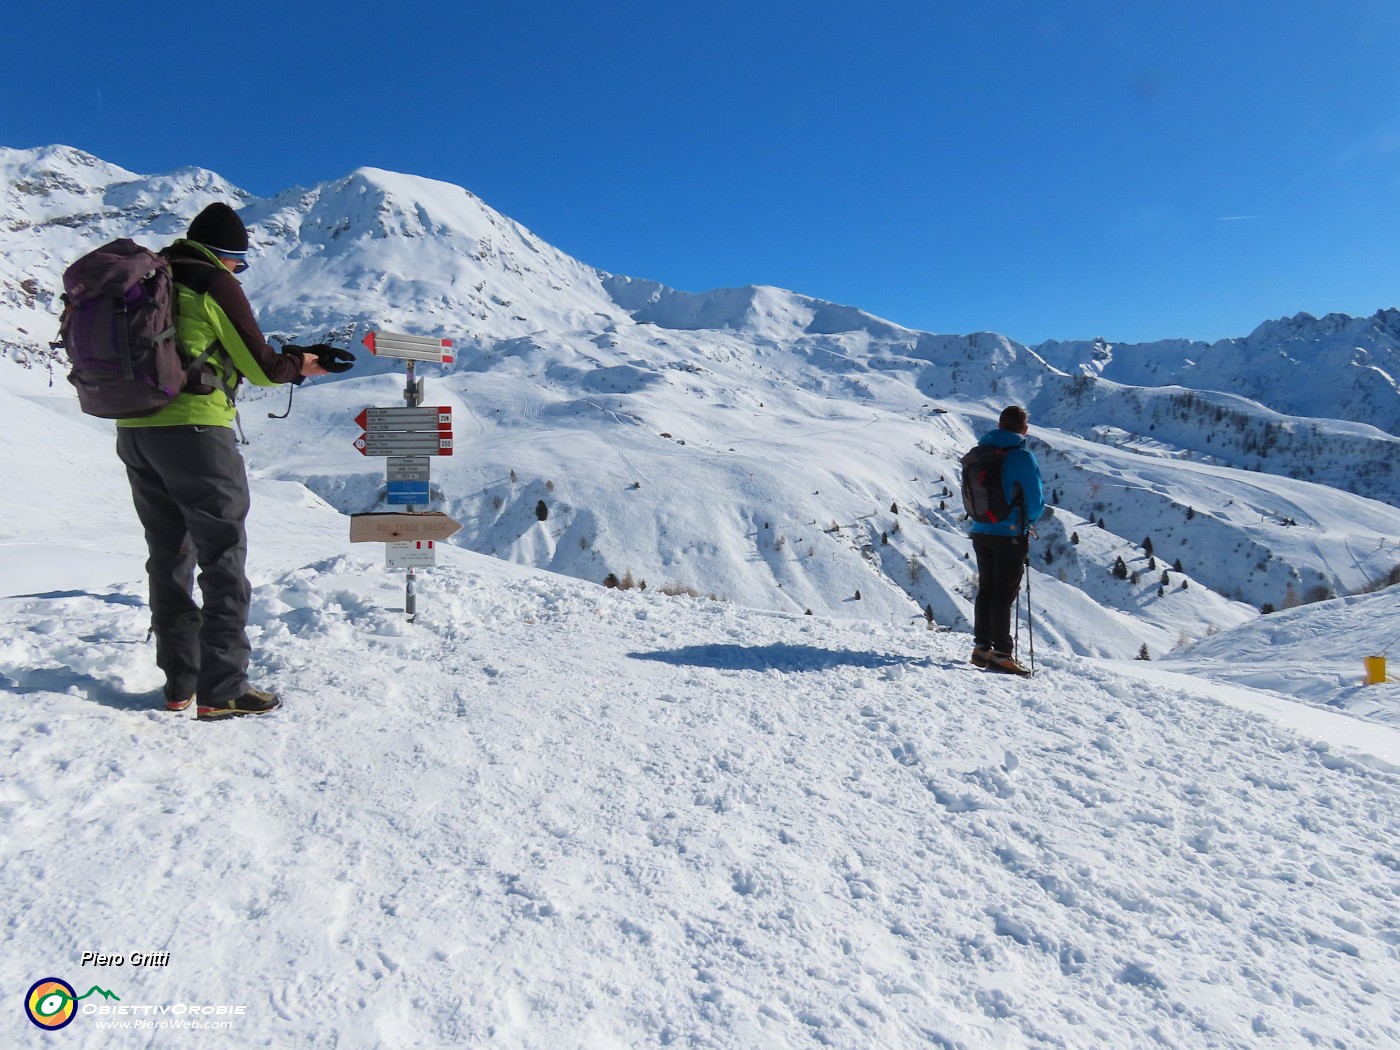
xmin=4 ymin=144 xmax=1399 ymax=657
xmin=1039 ymin=309 xmax=1400 ymax=437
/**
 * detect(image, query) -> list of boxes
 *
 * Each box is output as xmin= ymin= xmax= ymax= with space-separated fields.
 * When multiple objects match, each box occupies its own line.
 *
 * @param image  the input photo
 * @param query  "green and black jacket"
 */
xmin=116 ymin=239 xmax=304 ymax=429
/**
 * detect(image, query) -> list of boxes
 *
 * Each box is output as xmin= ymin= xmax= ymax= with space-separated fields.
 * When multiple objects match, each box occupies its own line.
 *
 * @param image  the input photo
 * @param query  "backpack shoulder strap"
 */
xmin=163 ymin=251 xmax=221 ymax=295
xmin=160 ymin=249 xmax=237 ymax=404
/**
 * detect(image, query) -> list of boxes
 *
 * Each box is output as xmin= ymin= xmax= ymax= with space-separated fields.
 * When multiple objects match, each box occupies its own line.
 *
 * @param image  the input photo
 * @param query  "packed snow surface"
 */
xmin=3 ymin=547 xmax=1399 ymax=1049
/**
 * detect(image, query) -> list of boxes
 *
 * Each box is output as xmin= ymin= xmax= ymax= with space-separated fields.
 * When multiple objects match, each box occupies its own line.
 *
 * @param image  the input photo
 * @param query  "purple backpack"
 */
xmin=59 ymin=239 xmax=187 ymax=418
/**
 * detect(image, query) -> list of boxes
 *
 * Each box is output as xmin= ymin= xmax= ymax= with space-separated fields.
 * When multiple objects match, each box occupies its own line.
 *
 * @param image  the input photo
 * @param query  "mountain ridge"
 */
xmin=1035 ymin=308 xmax=1400 ymax=436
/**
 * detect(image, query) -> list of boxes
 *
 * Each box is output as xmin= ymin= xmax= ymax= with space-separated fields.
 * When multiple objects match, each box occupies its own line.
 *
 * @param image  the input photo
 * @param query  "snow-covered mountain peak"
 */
xmin=1 ymin=143 xmax=133 ymax=193
xmin=311 ymin=165 xmax=520 ymax=245
xmin=1243 ymin=307 xmax=1400 ymax=350
xmin=600 ymin=273 xmax=912 ymax=342
xmin=1036 ymin=307 xmax=1400 ymax=435
xmin=2 ymin=145 xmax=245 ymax=227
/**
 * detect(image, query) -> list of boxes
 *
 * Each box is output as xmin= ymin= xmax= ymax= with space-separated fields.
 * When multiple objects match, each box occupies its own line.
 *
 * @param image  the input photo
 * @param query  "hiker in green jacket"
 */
xmin=116 ymin=202 xmax=343 ymax=720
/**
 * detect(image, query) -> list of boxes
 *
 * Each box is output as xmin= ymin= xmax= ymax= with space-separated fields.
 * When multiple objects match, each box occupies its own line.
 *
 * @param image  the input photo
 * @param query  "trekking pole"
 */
xmin=1014 ymin=588 xmax=1021 ymax=656
xmin=1011 ymin=500 xmax=1025 ymax=666
xmin=1024 ymin=549 xmax=1036 ymax=675
xmin=1016 ymin=500 xmax=1036 ymax=675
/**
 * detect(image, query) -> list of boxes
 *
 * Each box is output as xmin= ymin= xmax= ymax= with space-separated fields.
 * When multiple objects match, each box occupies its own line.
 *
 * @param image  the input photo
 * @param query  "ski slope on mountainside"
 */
xmin=1025 ymin=423 xmax=1400 ymax=608
xmin=1160 ymin=585 xmax=1400 ymax=728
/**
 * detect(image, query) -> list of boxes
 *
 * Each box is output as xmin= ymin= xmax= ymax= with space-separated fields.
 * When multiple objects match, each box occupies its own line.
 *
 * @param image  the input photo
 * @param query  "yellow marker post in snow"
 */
xmin=1363 ymin=655 xmax=1387 ymax=685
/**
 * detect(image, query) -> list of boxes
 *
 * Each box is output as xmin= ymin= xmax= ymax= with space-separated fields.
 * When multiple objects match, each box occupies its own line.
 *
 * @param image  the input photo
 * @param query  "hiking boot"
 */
xmin=164 ymin=685 xmax=195 ymax=712
xmin=986 ymin=651 xmax=1032 ymax=677
xmin=196 ymin=688 xmax=281 ymax=721
xmin=970 ymin=645 xmax=992 ymax=668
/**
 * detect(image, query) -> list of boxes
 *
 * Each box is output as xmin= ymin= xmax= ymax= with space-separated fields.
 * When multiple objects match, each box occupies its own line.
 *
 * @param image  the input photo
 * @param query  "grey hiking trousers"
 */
xmin=116 ymin=425 xmax=251 ymax=704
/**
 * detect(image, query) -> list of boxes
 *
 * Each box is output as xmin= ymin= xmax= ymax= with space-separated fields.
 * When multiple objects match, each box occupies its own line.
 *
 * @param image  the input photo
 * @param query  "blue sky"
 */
xmin=6 ymin=1 xmax=1400 ymax=344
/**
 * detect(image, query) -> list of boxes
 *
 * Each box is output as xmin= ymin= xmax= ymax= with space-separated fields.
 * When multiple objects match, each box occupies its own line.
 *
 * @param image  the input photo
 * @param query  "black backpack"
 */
xmin=961 ymin=444 xmax=1022 ymax=526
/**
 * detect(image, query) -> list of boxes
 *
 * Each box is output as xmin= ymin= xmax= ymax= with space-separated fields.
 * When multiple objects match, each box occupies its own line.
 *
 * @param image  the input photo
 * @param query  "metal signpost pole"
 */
xmin=351 ymin=330 xmax=456 ymax=622
xmin=404 ymin=359 xmax=418 ymax=622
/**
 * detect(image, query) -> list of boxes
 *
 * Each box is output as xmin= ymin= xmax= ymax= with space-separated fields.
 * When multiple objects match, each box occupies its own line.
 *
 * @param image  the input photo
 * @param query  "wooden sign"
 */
xmin=349 ymin=511 xmax=462 ymax=544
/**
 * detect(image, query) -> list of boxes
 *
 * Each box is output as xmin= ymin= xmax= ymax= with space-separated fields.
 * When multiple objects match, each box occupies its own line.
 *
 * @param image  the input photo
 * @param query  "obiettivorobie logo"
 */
xmin=23 ymin=974 xmax=247 ymax=1033
xmin=25 ymin=977 xmax=120 ymax=1030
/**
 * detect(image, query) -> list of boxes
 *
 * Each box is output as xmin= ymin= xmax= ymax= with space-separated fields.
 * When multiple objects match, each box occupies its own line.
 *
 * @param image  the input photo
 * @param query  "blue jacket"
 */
xmin=969 ymin=428 xmax=1045 ymax=537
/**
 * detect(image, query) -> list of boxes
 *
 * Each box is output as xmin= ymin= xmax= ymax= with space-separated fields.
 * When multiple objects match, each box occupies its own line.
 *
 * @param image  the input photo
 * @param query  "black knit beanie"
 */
xmin=187 ymin=202 xmax=249 ymax=253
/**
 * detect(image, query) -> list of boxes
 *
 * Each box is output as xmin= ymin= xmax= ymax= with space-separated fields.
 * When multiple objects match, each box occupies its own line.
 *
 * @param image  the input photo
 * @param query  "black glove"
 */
xmin=285 ymin=343 xmax=356 ymax=373
xmin=313 ymin=345 xmax=356 ymax=373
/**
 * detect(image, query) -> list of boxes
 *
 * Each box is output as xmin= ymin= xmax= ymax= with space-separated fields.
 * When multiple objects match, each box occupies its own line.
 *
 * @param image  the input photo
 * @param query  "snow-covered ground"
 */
xmin=2 ymin=531 xmax=1399 ymax=1047
xmin=2 ymin=360 xmax=1400 ymax=1049
xmin=1159 ymin=586 xmax=1400 ymax=729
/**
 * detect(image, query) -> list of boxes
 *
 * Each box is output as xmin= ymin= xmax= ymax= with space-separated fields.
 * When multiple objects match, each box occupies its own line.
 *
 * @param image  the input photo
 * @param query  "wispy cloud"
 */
xmin=1216 ymin=215 xmax=1262 ymax=222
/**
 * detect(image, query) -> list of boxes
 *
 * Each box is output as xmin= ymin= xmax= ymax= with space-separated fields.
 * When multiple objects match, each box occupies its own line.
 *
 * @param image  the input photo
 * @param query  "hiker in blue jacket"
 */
xmin=969 ymin=405 xmax=1045 ymax=676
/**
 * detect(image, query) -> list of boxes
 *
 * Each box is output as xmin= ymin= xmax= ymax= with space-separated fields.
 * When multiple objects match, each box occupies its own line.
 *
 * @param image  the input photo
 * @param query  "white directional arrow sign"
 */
xmin=354 ymin=434 xmax=453 ymax=456
xmin=355 ymin=407 xmax=452 ymax=431
xmin=354 ymin=405 xmax=454 ymax=457
xmin=362 ymin=330 xmax=455 ymax=364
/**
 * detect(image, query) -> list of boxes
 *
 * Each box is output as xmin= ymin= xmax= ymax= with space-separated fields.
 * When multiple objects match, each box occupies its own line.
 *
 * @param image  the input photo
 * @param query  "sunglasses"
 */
xmin=211 ymin=248 xmax=250 ymax=274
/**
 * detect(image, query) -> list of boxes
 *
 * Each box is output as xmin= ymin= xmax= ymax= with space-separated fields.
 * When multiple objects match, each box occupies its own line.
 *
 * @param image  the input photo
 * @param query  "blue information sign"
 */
xmin=387 ymin=480 xmax=431 ymax=505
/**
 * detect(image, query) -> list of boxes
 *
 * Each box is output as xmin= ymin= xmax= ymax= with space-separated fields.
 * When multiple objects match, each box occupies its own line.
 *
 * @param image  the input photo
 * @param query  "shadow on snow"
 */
xmin=8 ymin=589 xmax=145 ymax=606
xmin=629 ymin=643 xmax=931 ymax=674
xmin=0 ymin=667 xmax=155 ymax=712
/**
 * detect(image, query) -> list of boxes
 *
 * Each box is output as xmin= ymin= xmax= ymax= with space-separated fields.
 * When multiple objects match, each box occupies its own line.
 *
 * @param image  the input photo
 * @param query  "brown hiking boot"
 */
xmin=970 ymin=645 xmax=992 ymax=668
xmin=986 ymin=651 xmax=1032 ymax=677
xmin=196 ymin=688 xmax=281 ymax=721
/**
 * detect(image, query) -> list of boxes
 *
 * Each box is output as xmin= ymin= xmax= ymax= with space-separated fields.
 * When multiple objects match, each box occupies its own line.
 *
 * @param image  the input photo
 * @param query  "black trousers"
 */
xmin=116 ymin=426 xmax=252 ymax=704
xmin=972 ymin=532 xmax=1028 ymax=654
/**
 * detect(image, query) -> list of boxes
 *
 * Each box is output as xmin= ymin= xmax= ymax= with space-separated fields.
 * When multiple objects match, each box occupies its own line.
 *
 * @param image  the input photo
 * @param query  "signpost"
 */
xmin=349 ymin=329 xmax=458 ymax=622
xmin=386 ymin=479 xmax=431 ymax=505
xmin=354 ymin=433 xmax=454 ymax=456
xmin=349 ymin=512 xmax=462 ymax=543
xmin=355 ymin=407 xmax=453 ymax=430
xmin=354 ymin=407 xmax=454 ymax=457
xmin=362 ymin=330 xmax=454 ymax=364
